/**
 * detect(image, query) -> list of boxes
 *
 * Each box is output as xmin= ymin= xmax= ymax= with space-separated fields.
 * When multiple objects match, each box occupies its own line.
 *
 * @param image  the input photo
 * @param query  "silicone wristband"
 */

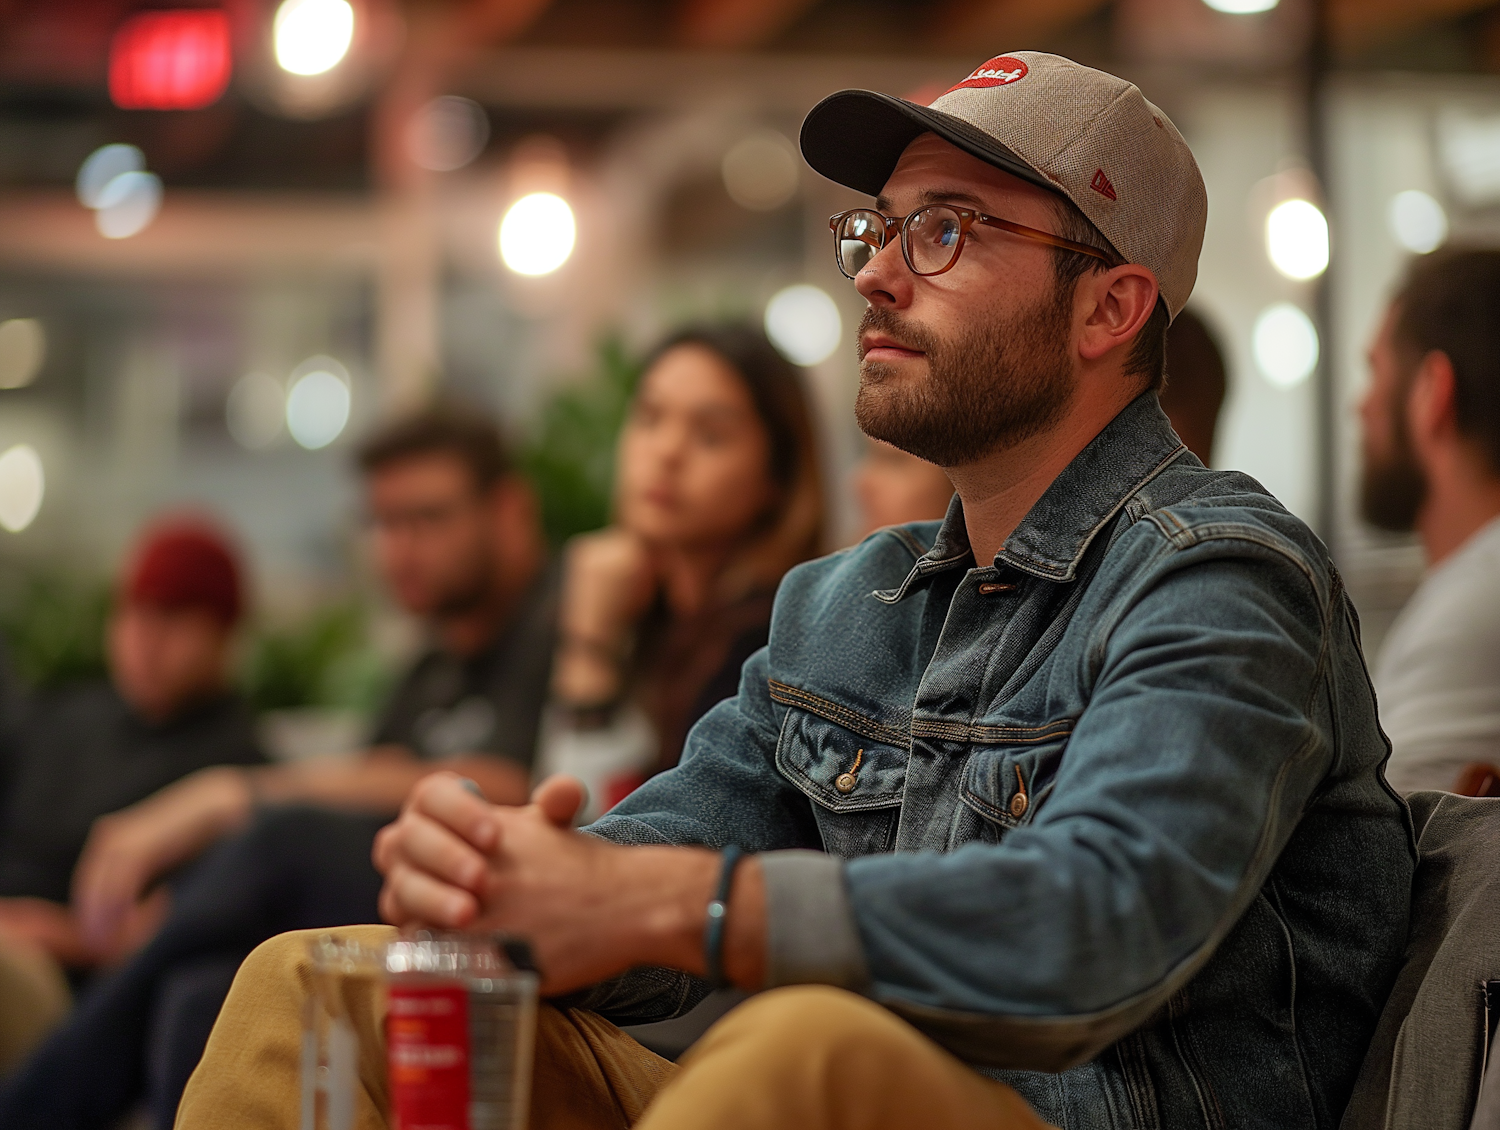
xmin=703 ymin=846 xmax=745 ymax=989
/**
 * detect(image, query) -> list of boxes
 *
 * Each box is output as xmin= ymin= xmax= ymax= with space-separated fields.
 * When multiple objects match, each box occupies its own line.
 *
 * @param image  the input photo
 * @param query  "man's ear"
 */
xmin=1406 ymin=350 xmax=1458 ymax=460
xmin=1076 ymin=265 xmax=1159 ymax=364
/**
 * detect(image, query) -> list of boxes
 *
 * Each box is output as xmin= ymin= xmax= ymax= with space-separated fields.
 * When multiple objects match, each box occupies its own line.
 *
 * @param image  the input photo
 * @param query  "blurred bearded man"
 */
xmin=181 ymin=53 xmax=1408 ymax=1130
xmin=1361 ymin=248 xmax=1500 ymax=794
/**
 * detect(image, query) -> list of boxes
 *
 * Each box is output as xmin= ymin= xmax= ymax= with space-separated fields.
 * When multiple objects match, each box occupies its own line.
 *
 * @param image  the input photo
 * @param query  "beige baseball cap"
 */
xmin=800 ymin=51 xmax=1208 ymax=320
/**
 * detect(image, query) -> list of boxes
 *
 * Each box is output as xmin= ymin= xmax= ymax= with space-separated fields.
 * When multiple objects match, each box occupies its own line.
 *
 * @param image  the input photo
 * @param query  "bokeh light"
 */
xmin=409 ymin=96 xmax=490 ymax=172
xmin=76 ymin=145 xmax=145 ymax=209
xmin=0 ymin=445 xmax=44 ymax=533
xmin=722 ymin=130 xmax=800 ymax=211
xmin=108 ymin=9 xmax=231 ymax=110
xmin=286 ymin=359 xmax=351 ymax=449
xmin=499 ymin=192 xmax=577 ymax=276
xmin=764 ymin=285 xmax=842 ymax=366
xmin=1438 ymin=111 xmax=1500 ymax=207
xmin=274 ymin=0 xmax=355 ymax=77
xmin=1265 ymin=199 xmax=1329 ymax=280
xmin=1252 ymin=303 xmax=1319 ymax=388
xmin=1202 ymin=0 xmax=1278 ymax=12
xmin=0 ymin=319 xmax=45 ymax=390
xmin=1388 ymin=190 xmax=1448 ymax=254
xmin=94 ymin=170 xmax=163 ymax=239
xmin=226 ymin=372 xmax=286 ymax=449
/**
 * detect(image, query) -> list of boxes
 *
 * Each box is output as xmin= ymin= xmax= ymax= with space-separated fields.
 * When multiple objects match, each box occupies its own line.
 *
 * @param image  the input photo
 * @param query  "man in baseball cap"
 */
xmin=181 ymin=54 xmax=1408 ymax=1130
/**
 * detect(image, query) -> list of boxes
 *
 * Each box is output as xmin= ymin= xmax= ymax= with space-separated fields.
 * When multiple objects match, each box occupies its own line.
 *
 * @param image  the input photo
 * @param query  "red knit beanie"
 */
xmin=122 ymin=518 xmax=243 ymax=627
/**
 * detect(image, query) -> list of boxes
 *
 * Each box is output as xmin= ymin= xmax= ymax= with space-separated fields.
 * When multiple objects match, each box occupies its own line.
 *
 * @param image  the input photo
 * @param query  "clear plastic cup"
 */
xmin=384 ymin=932 xmax=539 ymax=1130
xmin=302 ymin=934 xmax=387 ymax=1130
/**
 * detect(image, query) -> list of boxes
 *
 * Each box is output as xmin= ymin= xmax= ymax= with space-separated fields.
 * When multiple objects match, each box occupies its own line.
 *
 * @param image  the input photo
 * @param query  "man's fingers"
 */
xmin=371 ymin=822 xmax=398 ymax=874
xmin=382 ymin=865 xmax=478 ymax=929
xmin=77 ymin=887 xmax=128 ymax=953
xmin=409 ymin=773 xmax=500 ymax=852
xmin=378 ymin=883 xmax=411 ymax=927
xmin=394 ymin=811 xmax=490 ymax=893
xmin=532 ymin=775 xmax=586 ymax=828
xmin=73 ymin=858 xmax=126 ymax=938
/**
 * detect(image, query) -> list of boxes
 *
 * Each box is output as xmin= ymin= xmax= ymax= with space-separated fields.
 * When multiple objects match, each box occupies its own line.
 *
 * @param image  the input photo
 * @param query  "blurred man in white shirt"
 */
xmin=1361 ymin=248 xmax=1500 ymax=794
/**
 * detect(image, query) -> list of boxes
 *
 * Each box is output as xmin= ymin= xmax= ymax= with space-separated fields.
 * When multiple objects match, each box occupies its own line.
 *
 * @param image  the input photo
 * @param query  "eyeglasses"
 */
xmin=829 ymin=205 xmax=1111 ymax=280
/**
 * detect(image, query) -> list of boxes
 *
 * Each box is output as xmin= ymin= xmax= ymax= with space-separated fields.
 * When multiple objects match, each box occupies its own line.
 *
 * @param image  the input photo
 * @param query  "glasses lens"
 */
xmin=836 ymin=211 xmax=884 ymax=278
xmin=905 ymin=206 xmax=963 ymax=274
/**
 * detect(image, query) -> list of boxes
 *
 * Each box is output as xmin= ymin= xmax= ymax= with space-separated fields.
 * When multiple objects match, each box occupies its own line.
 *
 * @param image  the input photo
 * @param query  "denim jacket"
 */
xmin=585 ymin=392 xmax=1414 ymax=1130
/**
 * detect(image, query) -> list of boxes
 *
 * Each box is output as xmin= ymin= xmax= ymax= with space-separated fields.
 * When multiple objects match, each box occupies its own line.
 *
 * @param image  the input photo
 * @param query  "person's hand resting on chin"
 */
xmin=372 ymin=771 xmax=766 ymax=996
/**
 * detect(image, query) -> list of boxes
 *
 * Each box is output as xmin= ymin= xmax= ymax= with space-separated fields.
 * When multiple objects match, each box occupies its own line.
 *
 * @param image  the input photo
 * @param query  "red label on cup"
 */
xmin=387 ymin=983 xmax=469 ymax=1130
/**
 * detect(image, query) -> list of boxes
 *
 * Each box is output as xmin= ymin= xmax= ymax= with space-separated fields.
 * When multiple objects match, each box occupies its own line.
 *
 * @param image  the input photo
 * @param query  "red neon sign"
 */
xmin=109 ymin=10 xmax=232 ymax=111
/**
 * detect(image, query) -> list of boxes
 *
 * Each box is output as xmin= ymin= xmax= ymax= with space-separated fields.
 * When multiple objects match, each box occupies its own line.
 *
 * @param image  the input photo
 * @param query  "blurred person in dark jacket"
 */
xmin=0 ymin=407 xmax=555 ymax=1128
xmin=0 ymin=519 xmax=262 ymax=1073
xmin=64 ymin=412 xmax=550 ymax=957
xmin=544 ymin=324 xmax=824 ymax=818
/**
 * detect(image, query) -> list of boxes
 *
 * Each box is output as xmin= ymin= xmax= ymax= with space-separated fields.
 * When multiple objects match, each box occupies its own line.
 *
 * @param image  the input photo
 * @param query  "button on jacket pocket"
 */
xmin=775 ymin=704 xmax=907 ymax=813
xmin=959 ymin=734 xmax=1071 ymax=831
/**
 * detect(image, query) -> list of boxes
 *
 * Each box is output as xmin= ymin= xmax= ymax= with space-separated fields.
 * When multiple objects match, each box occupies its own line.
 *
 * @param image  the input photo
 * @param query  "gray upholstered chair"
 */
xmin=1341 ymin=792 xmax=1500 ymax=1130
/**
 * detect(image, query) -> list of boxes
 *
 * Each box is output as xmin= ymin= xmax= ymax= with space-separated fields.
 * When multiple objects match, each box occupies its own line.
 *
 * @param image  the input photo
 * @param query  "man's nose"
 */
xmin=855 ymin=239 xmax=913 ymax=308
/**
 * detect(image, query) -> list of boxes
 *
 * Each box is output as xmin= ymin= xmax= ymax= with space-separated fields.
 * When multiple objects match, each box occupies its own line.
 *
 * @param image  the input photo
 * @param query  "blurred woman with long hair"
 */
xmin=545 ymin=324 xmax=823 ymax=815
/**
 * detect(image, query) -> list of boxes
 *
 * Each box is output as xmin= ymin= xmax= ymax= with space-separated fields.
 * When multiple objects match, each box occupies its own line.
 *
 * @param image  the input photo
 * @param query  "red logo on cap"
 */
xmin=1090 ymin=168 xmax=1117 ymax=201
xmin=945 ymin=56 xmax=1029 ymax=94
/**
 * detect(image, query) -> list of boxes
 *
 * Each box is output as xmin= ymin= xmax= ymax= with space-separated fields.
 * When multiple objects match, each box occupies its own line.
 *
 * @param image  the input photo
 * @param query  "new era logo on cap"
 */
xmin=946 ymin=55 xmax=1028 ymax=94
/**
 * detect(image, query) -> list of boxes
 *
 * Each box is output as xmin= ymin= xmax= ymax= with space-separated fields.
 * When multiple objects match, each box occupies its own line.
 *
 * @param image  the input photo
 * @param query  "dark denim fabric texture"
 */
xmin=578 ymin=391 xmax=1415 ymax=1130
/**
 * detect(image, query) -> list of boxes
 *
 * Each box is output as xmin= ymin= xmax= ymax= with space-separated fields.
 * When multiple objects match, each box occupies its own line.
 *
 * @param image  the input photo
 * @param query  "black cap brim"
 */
xmin=799 ymin=89 xmax=1059 ymax=200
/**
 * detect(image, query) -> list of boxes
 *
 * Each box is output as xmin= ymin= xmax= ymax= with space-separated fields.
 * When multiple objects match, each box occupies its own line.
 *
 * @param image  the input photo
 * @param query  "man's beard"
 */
xmin=432 ymin=556 xmax=498 ymax=619
xmin=1359 ymin=410 xmax=1427 ymax=533
xmin=853 ymin=283 xmax=1075 ymax=467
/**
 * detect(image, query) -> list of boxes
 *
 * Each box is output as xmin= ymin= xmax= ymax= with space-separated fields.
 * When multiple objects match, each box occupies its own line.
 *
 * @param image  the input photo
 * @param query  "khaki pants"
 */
xmin=176 ymin=925 xmax=1051 ymax=1130
xmin=0 ymin=935 xmax=70 ymax=1076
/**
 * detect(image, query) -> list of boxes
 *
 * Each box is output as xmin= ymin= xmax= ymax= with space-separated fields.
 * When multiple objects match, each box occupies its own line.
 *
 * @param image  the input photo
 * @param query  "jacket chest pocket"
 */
xmin=775 ymin=706 xmax=907 ymax=859
xmin=959 ymin=734 xmax=1070 ymax=840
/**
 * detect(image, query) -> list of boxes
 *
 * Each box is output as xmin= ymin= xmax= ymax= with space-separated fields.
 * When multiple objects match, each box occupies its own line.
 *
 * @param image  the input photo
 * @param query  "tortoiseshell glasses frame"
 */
xmin=829 ymin=204 xmax=1112 ymax=280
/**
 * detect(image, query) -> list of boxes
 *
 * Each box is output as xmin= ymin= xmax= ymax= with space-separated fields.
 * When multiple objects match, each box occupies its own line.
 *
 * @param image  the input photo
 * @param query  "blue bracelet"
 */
xmin=703 ymin=846 xmax=745 ymax=988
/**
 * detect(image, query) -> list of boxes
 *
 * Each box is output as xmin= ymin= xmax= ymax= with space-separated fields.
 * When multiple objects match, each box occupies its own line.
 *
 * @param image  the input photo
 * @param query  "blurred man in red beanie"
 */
xmin=110 ymin=521 xmax=245 ymax=725
xmin=0 ymin=517 xmax=263 ymax=1073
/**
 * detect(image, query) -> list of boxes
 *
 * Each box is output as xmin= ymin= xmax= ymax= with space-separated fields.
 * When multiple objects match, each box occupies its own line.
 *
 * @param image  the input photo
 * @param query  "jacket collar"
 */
xmin=998 ymin=391 xmax=1185 ymax=581
xmin=879 ymin=393 xmax=1184 ymax=601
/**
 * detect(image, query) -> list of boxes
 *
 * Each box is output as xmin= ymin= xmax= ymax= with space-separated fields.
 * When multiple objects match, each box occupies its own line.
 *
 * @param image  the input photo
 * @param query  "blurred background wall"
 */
xmin=0 ymin=0 xmax=1493 ymax=718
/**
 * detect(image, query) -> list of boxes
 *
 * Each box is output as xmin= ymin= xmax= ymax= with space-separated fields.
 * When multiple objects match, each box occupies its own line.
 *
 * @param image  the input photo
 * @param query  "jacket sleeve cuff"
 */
xmin=759 ymin=850 xmax=870 ymax=992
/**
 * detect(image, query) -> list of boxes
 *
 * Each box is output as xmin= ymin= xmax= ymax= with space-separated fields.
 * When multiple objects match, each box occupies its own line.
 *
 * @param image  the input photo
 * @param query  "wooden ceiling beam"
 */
xmin=923 ymin=0 xmax=1112 ymax=54
xmin=1330 ymin=0 xmax=1498 ymax=53
xmin=458 ymin=0 xmax=558 ymax=46
xmin=673 ymin=0 xmax=821 ymax=50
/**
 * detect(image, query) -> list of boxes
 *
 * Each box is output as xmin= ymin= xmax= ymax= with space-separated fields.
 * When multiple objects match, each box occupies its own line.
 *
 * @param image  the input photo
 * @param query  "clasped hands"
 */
xmin=372 ymin=772 xmax=767 ymax=996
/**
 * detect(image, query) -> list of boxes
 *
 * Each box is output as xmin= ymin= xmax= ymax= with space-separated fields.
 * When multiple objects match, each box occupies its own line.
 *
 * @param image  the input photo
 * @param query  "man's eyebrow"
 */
xmin=871 ymin=188 xmax=991 ymax=213
xmin=919 ymin=188 xmax=988 ymax=209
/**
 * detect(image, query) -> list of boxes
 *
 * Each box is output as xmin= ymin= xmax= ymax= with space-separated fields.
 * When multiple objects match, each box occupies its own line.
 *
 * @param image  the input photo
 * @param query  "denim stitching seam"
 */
xmin=912 ymin=717 xmax=1074 ymax=744
xmin=767 ymin=679 xmax=912 ymax=749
